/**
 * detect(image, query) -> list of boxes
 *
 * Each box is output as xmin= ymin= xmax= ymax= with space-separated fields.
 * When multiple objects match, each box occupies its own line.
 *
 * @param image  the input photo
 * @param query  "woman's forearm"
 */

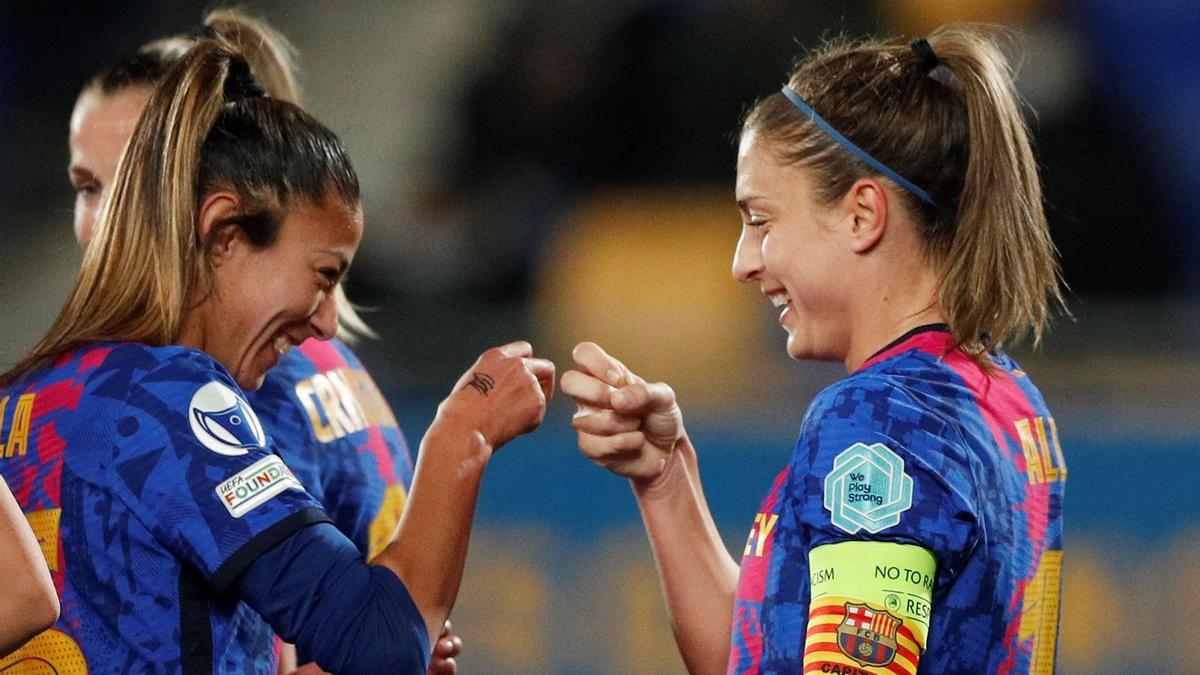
xmin=369 ymin=423 xmax=489 ymax=643
xmin=633 ymin=437 xmax=739 ymax=675
xmin=0 ymin=479 xmax=59 ymax=657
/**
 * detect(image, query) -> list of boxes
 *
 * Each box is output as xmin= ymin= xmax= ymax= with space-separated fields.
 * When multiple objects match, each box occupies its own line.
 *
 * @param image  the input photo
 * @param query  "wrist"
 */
xmin=631 ymin=435 xmax=694 ymax=499
xmin=422 ymin=418 xmax=493 ymax=467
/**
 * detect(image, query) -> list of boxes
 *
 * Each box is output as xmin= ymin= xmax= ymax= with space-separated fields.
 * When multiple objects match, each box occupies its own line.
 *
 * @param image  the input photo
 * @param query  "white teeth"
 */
xmin=769 ymin=293 xmax=790 ymax=308
xmin=273 ymin=335 xmax=291 ymax=357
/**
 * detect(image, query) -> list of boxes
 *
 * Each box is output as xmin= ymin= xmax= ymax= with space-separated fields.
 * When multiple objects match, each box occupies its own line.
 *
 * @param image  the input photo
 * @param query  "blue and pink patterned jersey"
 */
xmin=0 ymin=342 xmax=331 ymax=673
xmin=249 ymin=338 xmax=414 ymax=559
xmin=728 ymin=325 xmax=1066 ymax=674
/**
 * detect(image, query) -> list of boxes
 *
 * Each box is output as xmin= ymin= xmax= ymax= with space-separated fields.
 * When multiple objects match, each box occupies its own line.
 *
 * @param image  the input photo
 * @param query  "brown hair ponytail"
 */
xmin=743 ymin=24 xmax=1064 ymax=360
xmin=203 ymin=8 xmax=301 ymax=104
xmin=927 ymin=26 xmax=1063 ymax=353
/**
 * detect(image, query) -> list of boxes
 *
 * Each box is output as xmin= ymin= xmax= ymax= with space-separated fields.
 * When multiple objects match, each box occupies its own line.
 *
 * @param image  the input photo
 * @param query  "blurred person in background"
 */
xmin=0 ymin=477 xmax=59 ymax=657
xmin=62 ymin=10 xmax=461 ymax=674
xmin=0 ymin=36 xmax=552 ymax=674
xmin=564 ymin=24 xmax=1066 ymax=674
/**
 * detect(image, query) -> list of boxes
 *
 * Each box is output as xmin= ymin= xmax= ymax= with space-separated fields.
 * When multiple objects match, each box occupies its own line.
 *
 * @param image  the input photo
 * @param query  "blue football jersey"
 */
xmin=249 ymin=338 xmax=413 ymax=559
xmin=728 ymin=325 xmax=1066 ymax=674
xmin=0 ymin=342 xmax=330 ymax=674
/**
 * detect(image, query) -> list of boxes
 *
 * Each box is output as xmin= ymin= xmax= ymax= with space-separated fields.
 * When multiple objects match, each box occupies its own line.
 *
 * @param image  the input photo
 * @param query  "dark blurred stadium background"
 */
xmin=1 ymin=1 xmax=1197 ymax=672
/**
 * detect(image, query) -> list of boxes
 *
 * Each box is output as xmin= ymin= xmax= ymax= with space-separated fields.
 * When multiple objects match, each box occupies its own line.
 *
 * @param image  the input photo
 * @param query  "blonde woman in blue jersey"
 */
xmin=563 ymin=25 xmax=1065 ymax=674
xmin=63 ymin=11 xmax=461 ymax=673
xmin=0 ymin=36 xmax=553 ymax=674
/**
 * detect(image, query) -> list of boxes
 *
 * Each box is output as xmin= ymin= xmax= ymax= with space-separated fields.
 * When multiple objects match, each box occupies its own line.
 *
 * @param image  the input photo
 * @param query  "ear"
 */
xmin=198 ymin=191 xmax=244 ymax=267
xmin=842 ymin=177 xmax=888 ymax=254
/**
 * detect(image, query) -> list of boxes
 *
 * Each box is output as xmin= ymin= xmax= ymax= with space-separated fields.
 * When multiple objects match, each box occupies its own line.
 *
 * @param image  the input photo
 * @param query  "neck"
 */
xmin=177 ymin=303 xmax=211 ymax=354
xmin=842 ymin=263 xmax=944 ymax=372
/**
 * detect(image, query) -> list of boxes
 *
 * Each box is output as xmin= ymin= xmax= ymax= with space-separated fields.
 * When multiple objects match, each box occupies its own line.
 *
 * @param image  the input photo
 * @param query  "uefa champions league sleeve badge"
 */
xmin=824 ymin=442 xmax=914 ymax=534
xmin=188 ymin=381 xmax=267 ymax=456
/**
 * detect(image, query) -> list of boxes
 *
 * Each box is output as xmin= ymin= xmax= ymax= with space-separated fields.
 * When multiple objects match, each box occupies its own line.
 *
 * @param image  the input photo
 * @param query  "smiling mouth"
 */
xmin=766 ymin=289 xmax=791 ymax=308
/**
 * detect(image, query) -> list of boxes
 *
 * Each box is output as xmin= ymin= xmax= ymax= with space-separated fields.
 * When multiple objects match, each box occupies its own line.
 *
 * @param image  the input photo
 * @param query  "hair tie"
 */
xmin=224 ymin=57 xmax=265 ymax=101
xmin=910 ymin=37 xmax=940 ymax=74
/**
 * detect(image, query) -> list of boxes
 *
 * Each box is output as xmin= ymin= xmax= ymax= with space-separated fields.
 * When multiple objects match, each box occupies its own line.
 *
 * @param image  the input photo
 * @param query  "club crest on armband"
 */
xmin=188 ymin=381 xmax=266 ymax=456
xmin=823 ymin=442 xmax=913 ymax=534
xmin=837 ymin=603 xmax=902 ymax=667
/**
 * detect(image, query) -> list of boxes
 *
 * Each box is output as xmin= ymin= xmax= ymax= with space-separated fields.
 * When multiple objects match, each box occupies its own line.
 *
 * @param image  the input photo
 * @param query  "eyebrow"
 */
xmin=736 ymin=195 xmax=771 ymax=210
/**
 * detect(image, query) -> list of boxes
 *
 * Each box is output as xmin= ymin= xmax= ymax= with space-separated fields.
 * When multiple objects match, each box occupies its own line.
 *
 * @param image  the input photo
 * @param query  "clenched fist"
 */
xmin=433 ymin=341 xmax=555 ymax=455
xmin=561 ymin=342 xmax=685 ymax=484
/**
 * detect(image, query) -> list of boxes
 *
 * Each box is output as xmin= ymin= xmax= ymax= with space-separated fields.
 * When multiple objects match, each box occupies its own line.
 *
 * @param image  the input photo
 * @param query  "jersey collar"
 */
xmin=856 ymin=323 xmax=953 ymax=372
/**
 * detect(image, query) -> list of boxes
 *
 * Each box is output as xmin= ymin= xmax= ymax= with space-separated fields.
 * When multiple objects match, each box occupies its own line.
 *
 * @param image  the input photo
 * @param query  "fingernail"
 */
xmin=607 ymin=369 xmax=621 ymax=384
xmin=611 ymin=390 xmax=628 ymax=407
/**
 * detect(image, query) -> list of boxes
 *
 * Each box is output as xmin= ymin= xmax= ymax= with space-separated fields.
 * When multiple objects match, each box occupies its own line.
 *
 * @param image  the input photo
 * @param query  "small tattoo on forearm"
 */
xmin=466 ymin=372 xmax=496 ymax=396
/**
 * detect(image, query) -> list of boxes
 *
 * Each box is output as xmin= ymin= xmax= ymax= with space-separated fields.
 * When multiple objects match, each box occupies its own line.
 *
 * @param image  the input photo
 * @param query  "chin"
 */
xmin=785 ymin=332 xmax=842 ymax=363
xmin=235 ymin=371 xmax=267 ymax=392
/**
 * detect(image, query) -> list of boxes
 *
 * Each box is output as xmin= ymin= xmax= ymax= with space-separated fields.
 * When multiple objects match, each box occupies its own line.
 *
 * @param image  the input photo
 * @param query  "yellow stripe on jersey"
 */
xmin=803 ymin=542 xmax=936 ymax=674
xmin=367 ymin=483 xmax=408 ymax=560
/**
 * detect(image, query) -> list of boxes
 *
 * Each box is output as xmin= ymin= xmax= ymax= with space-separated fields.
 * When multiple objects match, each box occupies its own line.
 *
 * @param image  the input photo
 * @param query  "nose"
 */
xmin=731 ymin=226 xmax=763 ymax=284
xmin=310 ymin=290 xmax=339 ymax=341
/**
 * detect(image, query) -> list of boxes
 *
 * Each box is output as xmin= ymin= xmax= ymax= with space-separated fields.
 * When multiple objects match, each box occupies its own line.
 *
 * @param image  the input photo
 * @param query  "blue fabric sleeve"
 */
xmin=237 ymin=522 xmax=431 ymax=675
xmin=108 ymin=349 xmax=327 ymax=585
xmin=785 ymin=375 xmax=979 ymax=585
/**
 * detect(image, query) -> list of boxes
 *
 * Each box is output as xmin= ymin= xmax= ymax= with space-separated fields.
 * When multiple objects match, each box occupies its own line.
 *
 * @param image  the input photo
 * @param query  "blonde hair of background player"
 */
xmin=743 ymin=24 xmax=1064 ymax=361
xmin=0 ymin=477 xmax=58 ymax=657
xmin=74 ymin=9 xmax=375 ymax=341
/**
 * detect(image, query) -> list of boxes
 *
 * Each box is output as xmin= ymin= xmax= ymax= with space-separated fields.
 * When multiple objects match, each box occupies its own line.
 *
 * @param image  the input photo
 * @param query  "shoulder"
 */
xmin=800 ymin=369 xmax=949 ymax=445
xmin=792 ymin=371 xmax=978 ymax=533
xmin=79 ymin=342 xmax=229 ymax=397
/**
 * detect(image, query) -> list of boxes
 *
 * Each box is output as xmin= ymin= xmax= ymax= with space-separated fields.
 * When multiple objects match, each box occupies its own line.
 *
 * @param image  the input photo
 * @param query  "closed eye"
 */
xmin=69 ymin=169 xmax=101 ymax=199
xmin=318 ymin=268 xmax=341 ymax=289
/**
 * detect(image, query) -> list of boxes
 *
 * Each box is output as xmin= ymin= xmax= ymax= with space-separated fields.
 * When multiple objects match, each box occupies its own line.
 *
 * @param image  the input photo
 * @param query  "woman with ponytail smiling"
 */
xmin=563 ymin=25 xmax=1066 ymax=674
xmin=0 ymin=37 xmax=553 ymax=674
xmin=64 ymin=10 xmax=461 ymax=673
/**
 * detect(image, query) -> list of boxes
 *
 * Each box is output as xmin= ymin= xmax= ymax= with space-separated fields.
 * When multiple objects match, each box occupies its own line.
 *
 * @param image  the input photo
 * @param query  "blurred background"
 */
xmin=1 ymin=0 xmax=1197 ymax=672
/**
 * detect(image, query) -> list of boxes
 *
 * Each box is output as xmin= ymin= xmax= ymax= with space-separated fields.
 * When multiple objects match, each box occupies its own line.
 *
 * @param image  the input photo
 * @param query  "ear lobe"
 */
xmin=197 ymin=192 xmax=243 ymax=266
xmin=846 ymin=178 xmax=888 ymax=254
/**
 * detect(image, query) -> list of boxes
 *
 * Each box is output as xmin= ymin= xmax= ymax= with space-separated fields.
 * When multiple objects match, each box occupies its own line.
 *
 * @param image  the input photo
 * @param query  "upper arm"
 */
xmin=793 ymin=378 xmax=978 ymax=573
xmin=238 ymin=522 xmax=430 ymax=675
xmin=787 ymin=378 xmax=979 ymax=669
xmin=803 ymin=541 xmax=933 ymax=674
xmin=109 ymin=352 xmax=329 ymax=589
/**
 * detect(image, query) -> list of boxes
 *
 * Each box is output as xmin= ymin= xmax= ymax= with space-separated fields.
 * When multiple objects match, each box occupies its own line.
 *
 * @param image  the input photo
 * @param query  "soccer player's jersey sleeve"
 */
xmin=106 ymin=350 xmax=330 ymax=592
xmin=786 ymin=375 xmax=979 ymax=673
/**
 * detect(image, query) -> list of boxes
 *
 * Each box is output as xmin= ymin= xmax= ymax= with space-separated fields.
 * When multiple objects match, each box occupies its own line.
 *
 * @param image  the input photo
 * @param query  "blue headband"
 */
xmin=779 ymin=85 xmax=937 ymax=207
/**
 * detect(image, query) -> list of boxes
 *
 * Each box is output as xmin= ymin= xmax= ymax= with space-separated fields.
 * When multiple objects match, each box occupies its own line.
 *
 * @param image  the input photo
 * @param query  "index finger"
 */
xmin=524 ymin=357 xmax=556 ymax=402
xmin=560 ymin=369 xmax=616 ymax=408
xmin=571 ymin=342 xmax=630 ymax=387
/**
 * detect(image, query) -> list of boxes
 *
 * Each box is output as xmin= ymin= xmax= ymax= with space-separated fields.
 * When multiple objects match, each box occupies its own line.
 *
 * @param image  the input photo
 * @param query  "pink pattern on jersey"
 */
xmin=930 ymin=337 xmax=1051 ymax=674
xmin=359 ymin=425 xmax=398 ymax=484
xmin=297 ymin=339 xmax=349 ymax=373
xmin=728 ymin=467 xmax=790 ymax=675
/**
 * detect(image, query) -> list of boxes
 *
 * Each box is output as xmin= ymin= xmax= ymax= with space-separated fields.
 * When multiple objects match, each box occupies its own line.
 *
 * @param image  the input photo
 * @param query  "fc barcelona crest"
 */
xmin=836 ymin=603 xmax=902 ymax=667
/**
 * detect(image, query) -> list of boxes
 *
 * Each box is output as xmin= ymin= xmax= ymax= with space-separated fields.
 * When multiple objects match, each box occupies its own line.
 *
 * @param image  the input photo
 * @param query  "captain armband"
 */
xmin=803 ymin=541 xmax=935 ymax=674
